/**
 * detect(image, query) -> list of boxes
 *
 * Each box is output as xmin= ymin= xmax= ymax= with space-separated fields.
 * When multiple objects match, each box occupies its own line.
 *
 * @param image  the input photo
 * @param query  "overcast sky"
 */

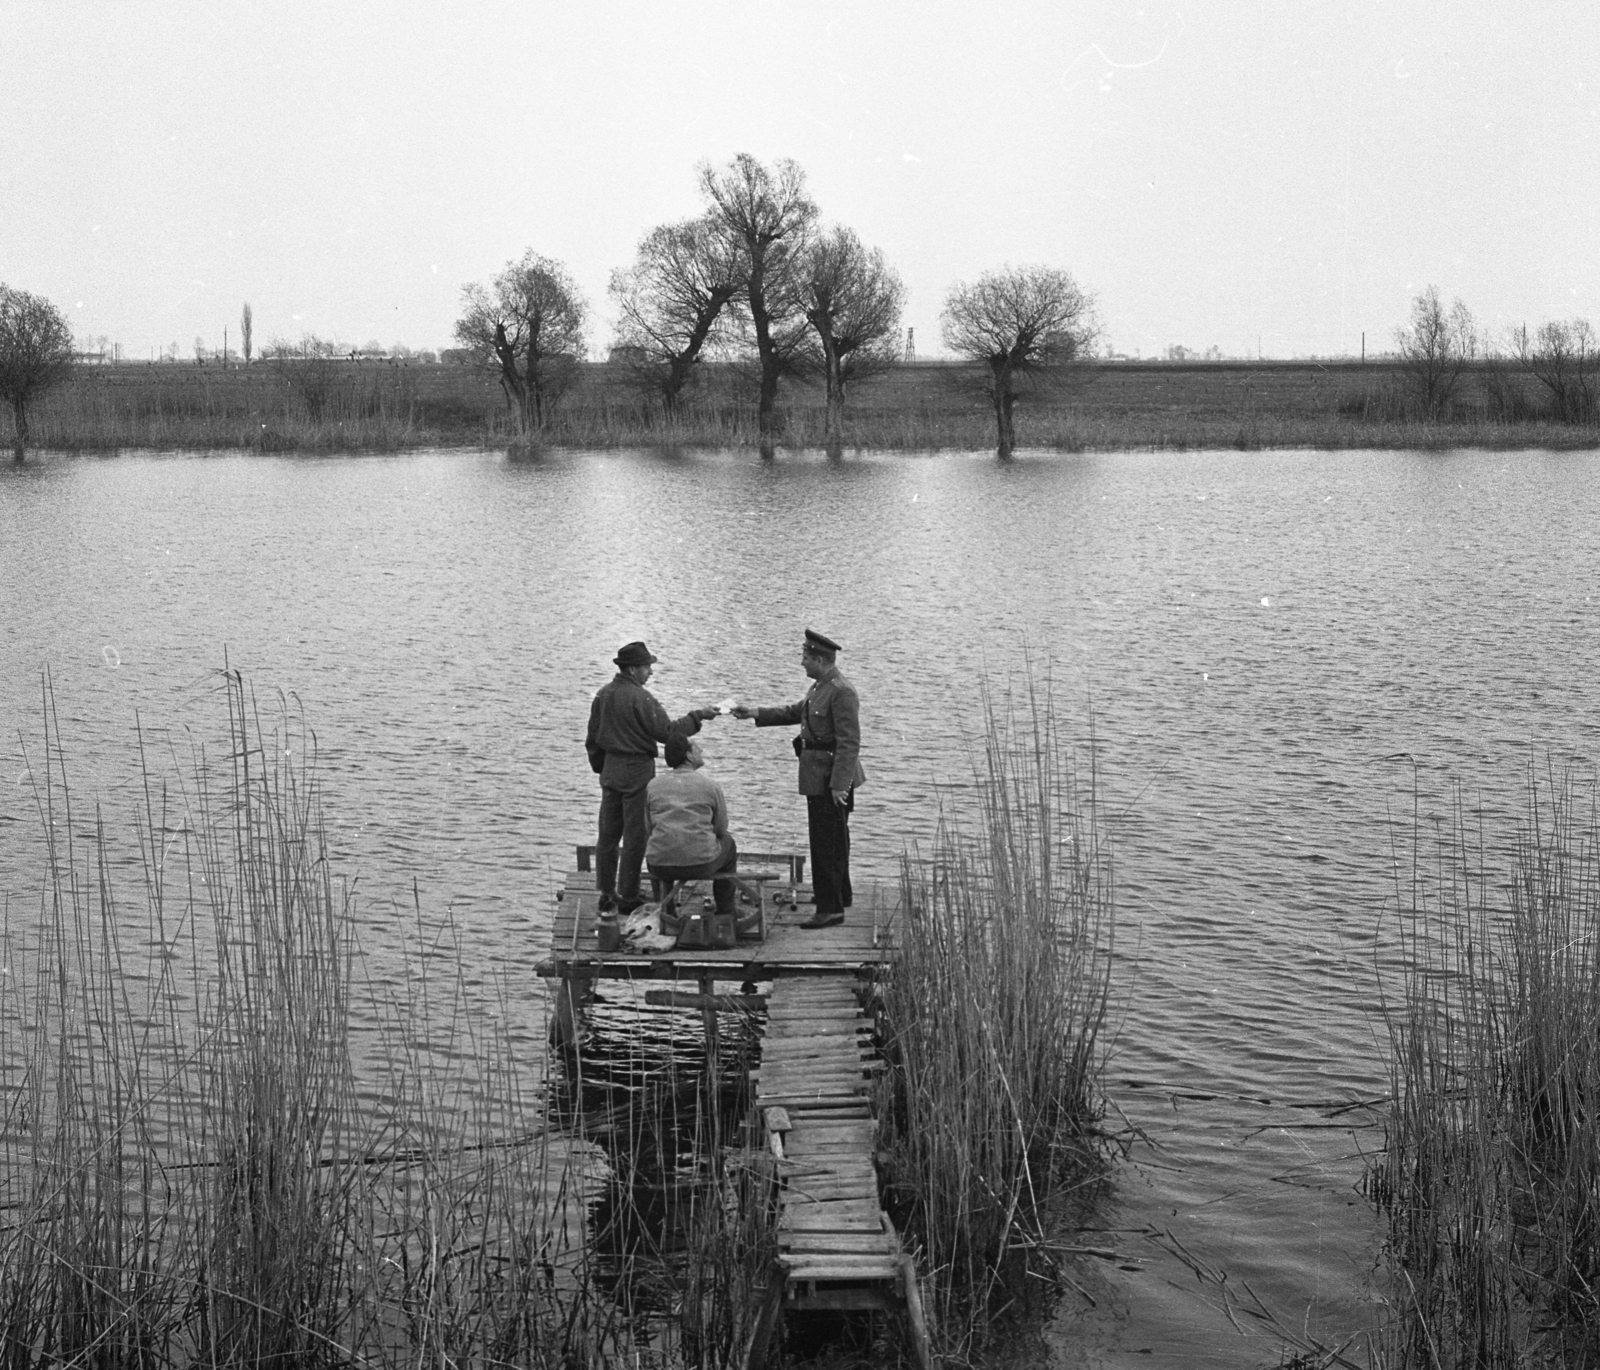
xmin=4 ymin=1 xmax=1597 ymax=360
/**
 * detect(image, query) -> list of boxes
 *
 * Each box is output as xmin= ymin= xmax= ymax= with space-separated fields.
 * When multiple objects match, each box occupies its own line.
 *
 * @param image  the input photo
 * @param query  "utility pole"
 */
xmin=223 ymin=326 xmax=229 ymax=366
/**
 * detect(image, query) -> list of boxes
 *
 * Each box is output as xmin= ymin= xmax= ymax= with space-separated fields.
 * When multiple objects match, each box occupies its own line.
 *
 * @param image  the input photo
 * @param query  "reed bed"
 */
xmin=0 ymin=672 xmax=622 ymax=1368
xmin=1372 ymin=767 xmax=1600 ymax=1368
xmin=875 ymin=675 xmax=1114 ymax=1359
xmin=15 ymin=360 xmax=1599 ymax=457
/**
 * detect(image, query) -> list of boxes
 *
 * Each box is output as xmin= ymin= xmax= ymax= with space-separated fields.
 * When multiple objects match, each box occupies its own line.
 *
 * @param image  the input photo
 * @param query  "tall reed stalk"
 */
xmin=0 ymin=672 xmax=621 ymax=1368
xmin=1374 ymin=766 xmax=1600 ymax=1367
xmin=877 ymin=674 xmax=1114 ymax=1357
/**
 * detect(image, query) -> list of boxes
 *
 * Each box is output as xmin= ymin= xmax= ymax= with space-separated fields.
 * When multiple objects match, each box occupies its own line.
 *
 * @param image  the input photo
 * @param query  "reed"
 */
xmin=0 ymin=672 xmax=620 ymax=1368
xmin=1372 ymin=766 xmax=1600 ymax=1367
xmin=876 ymin=672 xmax=1114 ymax=1358
xmin=16 ymin=359 xmax=1599 ymax=456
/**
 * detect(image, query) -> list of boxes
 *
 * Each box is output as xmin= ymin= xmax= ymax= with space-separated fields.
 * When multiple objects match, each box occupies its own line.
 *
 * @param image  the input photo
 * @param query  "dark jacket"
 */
xmin=754 ymin=666 xmax=866 ymax=796
xmin=586 ymin=674 xmax=703 ymax=792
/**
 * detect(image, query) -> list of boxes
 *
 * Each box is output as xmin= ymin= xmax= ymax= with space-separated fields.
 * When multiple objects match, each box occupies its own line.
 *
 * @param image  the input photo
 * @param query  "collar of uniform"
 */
xmin=814 ymin=663 xmax=840 ymax=684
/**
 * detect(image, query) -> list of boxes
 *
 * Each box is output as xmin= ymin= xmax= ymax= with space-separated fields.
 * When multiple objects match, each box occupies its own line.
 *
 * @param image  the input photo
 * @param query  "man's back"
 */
xmin=645 ymin=766 xmax=727 ymax=868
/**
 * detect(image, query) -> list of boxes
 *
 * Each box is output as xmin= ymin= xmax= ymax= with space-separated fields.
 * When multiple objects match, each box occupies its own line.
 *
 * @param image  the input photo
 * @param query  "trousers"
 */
xmin=596 ymin=780 xmax=649 ymax=907
xmin=805 ymin=788 xmax=854 ymax=915
xmin=648 ymin=834 xmax=739 ymax=915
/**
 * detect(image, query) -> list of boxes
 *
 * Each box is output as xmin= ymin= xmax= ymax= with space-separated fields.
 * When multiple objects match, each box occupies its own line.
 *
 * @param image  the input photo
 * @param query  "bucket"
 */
xmin=596 ymin=909 xmax=620 ymax=952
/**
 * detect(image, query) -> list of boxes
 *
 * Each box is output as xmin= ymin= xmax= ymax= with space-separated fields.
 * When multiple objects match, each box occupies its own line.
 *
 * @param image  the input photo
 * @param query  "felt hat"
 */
xmin=614 ymin=641 xmax=658 ymax=668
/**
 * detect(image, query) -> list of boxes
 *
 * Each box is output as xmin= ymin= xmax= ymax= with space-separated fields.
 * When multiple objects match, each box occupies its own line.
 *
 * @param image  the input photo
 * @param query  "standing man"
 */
xmin=586 ymin=642 xmax=716 ymax=915
xmin=732 ymin=628 xmax=864 ymax=929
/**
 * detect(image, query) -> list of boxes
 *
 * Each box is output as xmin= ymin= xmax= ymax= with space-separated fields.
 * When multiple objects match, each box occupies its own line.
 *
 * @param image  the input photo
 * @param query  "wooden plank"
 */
xmin=763 ymin=1106 xmax=792 ymax=1134
xmin=779 ymin=1161 xmax=877 ymax=1179
xmin=781 ymin=1261 xmax=902 ymax=1282
xmin=779 ymin=1232 xmax=901 ymax=1254
xmin=781 ymin=1217 xmax=886 ymax=1235
xmin=781 ymin=1197 xmax=882 ymax=1221
xmin=785 ymin=1186 xmax=879 ymax=1205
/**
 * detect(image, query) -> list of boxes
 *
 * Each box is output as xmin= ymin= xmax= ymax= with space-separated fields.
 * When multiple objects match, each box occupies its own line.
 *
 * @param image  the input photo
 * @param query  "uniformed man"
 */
xmin=732 ymin=628 xmax=864 ymax=929
xmin=586 ymin=641 xmax=716 ymax=915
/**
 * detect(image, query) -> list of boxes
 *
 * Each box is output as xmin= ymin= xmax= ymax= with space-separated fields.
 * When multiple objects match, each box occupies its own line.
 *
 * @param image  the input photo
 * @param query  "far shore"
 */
xmin=14 ymin=356 xmax=1600 ymax=456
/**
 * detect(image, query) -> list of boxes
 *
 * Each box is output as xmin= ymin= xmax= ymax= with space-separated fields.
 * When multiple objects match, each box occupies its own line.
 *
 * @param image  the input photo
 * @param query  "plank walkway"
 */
xmin=756 ymin=978 xmax=910 ymax=1313
xmin=539 ymin=854 xmax=930 ymax=1363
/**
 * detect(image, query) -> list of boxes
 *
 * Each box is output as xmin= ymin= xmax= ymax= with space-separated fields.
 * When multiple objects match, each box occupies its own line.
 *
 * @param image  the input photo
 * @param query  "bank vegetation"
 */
xmin=1373 ymin=767 xmax=1600 ymax=1367
xmin=9 ymin=352 xmax=1600 ymax=459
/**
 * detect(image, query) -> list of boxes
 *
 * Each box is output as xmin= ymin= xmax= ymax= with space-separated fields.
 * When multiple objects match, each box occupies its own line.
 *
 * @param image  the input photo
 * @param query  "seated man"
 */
xmin=645 ymin=730 xmax=738 ymax=922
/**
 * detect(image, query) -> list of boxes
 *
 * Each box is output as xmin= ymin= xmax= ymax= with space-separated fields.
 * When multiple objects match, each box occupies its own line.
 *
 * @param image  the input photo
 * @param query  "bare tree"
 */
xmin=269 ymin=334 xmax=343 ymax=419
xmin=0 ymin=284 xmax=73 ymax=462
xmin=941 ymin=265 xmax=1096 ymax=457
xmin=797 ymin=226 xmax=905 ymax=449
xmin=241 ymin=302 xmax=253 ymax=365
xmin=608 ymin=216 xmax=745 ymax=413
xmin=455 ymin=251 xmax=587 ymax=432
xmin=1516 ymin=319 xmax=1597 ymax=422
xmin=698 ymin=154 xmax=818 ymax=437
xmin=1396 ymin=286 xmax=1477 ymax=418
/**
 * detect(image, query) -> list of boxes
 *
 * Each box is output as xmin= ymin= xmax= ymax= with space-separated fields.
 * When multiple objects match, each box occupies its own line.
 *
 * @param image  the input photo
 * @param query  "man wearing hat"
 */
xmin=731 ymin=629 xmax=864 ymax=929
xmin=586 ymin=642 xmax=717 ymax=916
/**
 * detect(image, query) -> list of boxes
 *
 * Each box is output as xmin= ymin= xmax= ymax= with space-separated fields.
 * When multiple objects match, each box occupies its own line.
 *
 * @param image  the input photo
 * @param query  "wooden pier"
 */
xmin=537 ymin=851 xmax=931 ymax=1368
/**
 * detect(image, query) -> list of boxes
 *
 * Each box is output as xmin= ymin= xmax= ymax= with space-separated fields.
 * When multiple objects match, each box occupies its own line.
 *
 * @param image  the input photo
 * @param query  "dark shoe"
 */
xmin=799 ymin=910 xmax=844 ymax=930
xmin=597 ymin=895 xmax=617 ymax=913
xmin=616 ymin=898 xmax=646 ymax=917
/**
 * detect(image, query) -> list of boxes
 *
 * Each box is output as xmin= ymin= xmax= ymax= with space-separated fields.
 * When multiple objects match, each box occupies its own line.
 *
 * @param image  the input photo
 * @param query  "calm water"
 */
xmin=5 ymin=445 xmax=1600 ymax=1366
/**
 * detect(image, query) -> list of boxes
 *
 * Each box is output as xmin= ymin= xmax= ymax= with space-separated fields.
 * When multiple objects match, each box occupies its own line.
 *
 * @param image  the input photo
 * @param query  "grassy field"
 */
xmin=12 ymin=355 xmax=1600 ymax=455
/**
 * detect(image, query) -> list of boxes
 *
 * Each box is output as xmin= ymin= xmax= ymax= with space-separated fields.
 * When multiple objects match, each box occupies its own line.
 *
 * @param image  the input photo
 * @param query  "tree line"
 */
xmin=1396 ymin=285 xmax=1599 ymax=424
xmin=452 ymin=153 xmax=1097 ymax=457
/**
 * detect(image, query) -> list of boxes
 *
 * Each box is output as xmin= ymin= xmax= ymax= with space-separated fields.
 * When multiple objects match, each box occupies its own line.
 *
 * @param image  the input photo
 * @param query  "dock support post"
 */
xmin=700 ymin=972 xmax=719 ymax=1069
xmin=549 ymin=974 xmax=590 ymax=1051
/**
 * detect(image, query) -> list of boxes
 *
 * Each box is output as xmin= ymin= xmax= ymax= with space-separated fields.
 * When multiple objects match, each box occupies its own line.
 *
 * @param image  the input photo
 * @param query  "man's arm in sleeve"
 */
xmin=711 ymin=781 xmax=729 ymax=839
xmin=754 ymin=699 xmax=804 ymax=727
xmin=642 ymin=692 xmax=703 ymax=742
xmin=584 ymin=693 xmax=605 ymax=773
xmin=829 ymin=683 xmax=861 ymax=789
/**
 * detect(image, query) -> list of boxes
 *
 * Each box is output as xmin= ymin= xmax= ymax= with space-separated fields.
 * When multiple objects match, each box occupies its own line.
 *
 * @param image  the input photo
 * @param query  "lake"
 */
xmin=5 ymin=444 xmax=1599 ymax=1367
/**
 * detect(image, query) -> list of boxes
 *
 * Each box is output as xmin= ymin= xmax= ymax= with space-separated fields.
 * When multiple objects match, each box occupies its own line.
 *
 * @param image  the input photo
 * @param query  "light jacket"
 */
xmin=644 ymin=766 xmax=729 ymax=867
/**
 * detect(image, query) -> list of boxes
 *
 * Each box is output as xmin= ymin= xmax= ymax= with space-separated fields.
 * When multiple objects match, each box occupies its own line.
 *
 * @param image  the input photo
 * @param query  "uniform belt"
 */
xmin=800 ymin=740 xmax=836 ymax=751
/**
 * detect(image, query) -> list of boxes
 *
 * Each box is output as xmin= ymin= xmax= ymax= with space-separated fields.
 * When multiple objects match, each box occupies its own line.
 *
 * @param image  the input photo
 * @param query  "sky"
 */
xmin=3 ymin=1 xmax=1597 ymax=361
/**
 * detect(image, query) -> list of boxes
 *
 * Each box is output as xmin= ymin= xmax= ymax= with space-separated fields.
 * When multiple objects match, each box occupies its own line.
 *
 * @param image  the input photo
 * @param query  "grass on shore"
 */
xmin=875 ymin=672 xmax=1115 ymax=1361
xmin=10 ymin=357 xmax=1600 ymax=457
xmin=1372 ymin=766 xmax=1600 ymax=1367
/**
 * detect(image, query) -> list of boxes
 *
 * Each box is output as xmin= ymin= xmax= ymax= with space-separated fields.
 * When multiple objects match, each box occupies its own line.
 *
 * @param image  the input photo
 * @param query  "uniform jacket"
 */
xmin=585 ymin=674 xmax=702 ymax=792
xmin=754 ymin=666 xmax=866 ymax=796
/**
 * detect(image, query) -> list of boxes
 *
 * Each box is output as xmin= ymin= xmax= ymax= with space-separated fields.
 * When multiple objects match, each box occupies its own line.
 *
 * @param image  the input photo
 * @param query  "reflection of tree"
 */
xmin=455 ymin=251 xmax=587 ymax=433
xmin=0 ymin=283 xmax=73 ymax=462
xmin=942 ymin=265 xmax=1097 ymax=457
